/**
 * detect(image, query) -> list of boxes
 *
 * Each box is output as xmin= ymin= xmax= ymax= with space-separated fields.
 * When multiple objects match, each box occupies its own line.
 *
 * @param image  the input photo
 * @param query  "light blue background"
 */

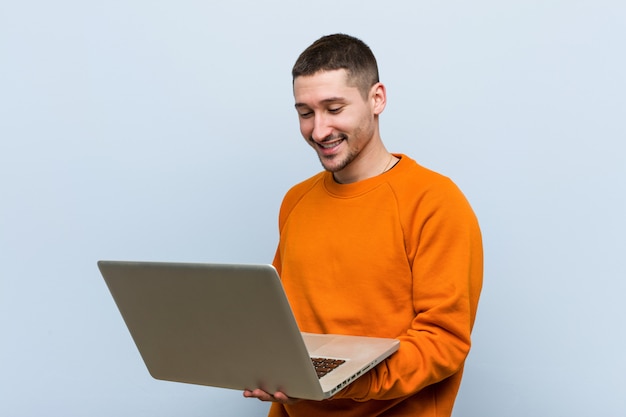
xmin=1 ymin=1 xmax=624 ymax=416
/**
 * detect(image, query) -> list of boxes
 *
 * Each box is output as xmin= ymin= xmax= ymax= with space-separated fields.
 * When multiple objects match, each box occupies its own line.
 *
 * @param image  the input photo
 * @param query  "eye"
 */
xmin=298 ymin=111 xmax=313 ymax=119
xmin=328 ymin=107 xmax=343 ymax=114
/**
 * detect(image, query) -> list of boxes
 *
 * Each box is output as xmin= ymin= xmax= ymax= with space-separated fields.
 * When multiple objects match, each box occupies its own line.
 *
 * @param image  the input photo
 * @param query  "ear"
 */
xmin=370 ymin=82 xmax=387 ymax=116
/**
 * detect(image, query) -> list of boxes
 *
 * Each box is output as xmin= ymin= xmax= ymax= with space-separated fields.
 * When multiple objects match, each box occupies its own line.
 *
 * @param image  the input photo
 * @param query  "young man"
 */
xmin=244 ymin=34 xmax=483 ymax=417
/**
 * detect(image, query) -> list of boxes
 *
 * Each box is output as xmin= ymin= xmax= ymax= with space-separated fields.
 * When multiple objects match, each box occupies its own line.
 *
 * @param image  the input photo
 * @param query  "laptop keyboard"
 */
xmin=311 ymin=357 xmax=346 ymax=378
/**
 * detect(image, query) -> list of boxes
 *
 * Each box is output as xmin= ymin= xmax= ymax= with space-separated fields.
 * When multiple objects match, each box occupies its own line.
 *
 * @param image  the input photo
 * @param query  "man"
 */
xmin=244 ymin=34 xmax=483 ymax=417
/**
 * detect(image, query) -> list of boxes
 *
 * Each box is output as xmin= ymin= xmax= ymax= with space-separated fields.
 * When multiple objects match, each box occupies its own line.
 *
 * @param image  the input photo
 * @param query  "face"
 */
xmin=293 ymin=69 xmax=385 ymax=176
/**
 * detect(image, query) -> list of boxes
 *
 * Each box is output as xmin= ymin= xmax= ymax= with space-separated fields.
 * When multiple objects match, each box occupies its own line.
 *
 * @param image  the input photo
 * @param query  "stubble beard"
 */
xmin=318 ymin=148 xmax=357 ymax=173
xmin=313 ymin=129 xmax=363 ymax=173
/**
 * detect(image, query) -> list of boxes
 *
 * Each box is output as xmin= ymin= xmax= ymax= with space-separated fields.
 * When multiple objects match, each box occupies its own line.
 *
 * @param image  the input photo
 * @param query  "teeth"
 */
xmin=320 ymin=139 xmax=343 ymax=149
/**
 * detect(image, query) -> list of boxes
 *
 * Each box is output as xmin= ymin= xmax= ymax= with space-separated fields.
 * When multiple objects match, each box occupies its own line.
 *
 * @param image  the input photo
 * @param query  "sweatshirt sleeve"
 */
xmin=332 ymin=179 xmax=483 ymax=401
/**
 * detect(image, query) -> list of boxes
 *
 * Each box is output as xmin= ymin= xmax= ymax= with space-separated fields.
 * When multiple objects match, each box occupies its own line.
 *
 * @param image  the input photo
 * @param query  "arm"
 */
xmin=333 ymin=181 xmax=483 ymax=401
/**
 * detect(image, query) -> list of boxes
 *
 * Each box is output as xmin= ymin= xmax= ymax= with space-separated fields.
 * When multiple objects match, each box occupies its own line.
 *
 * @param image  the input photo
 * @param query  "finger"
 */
xmin=243 ymin=388 xmax=275 ymax=402
xmin=271 ymin=391 xmax=300 ymax=405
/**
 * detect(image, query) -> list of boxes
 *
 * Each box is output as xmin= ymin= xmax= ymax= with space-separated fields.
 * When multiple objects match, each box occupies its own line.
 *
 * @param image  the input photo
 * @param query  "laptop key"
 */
xmin=311 ymin=357 xmax=346 ymax=378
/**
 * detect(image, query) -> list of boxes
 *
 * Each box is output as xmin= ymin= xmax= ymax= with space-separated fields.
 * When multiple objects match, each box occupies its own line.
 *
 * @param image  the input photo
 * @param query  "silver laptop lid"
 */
xmin=99 ymin=261 xmax=325 ymax=399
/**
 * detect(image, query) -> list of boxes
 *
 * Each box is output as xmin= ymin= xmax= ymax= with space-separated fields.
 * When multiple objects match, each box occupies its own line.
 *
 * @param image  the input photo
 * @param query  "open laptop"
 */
xmin=98 ymin=260 xmax=400 ymax=400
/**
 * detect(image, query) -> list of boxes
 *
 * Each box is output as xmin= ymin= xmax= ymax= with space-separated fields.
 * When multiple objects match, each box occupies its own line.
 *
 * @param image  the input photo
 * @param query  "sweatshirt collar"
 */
xmin=322 ymin=154 xmax=406 ymax=198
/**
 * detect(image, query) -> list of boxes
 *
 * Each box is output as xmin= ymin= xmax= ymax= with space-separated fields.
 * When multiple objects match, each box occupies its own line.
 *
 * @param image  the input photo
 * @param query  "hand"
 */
xmin=243 ymin=388 xmax=301 ymax=405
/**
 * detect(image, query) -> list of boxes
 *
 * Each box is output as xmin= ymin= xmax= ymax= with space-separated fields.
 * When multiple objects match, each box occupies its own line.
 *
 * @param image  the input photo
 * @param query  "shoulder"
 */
xmin=388 ymin=155 xmax=476 ymax=219
xmin=390 ymin=155 xmax=461 ymax=197
xmin=277 ymin=171 xmax=326 ymax=225
xmin=282 ymin=171 xmax=325 ymax=203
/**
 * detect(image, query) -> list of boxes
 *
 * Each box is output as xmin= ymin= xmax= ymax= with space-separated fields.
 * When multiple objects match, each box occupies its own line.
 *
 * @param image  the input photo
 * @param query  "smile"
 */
xmin=314 ymin=134 xmax=346 ymax=151
xmin=319 ymin=140 xmax=342 ymax=149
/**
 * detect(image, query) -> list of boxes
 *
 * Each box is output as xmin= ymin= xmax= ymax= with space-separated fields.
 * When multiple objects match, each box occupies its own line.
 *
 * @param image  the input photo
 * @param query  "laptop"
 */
xmin=98 ymin=260 xmax=400 ymax=400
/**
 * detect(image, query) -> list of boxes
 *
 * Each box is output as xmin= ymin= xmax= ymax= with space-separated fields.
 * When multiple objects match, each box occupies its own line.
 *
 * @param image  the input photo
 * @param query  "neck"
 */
xmin=333 ymin=147 xmax=396 ymax=184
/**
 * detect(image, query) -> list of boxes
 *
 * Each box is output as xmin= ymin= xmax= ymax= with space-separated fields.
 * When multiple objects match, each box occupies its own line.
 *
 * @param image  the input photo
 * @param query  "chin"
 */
xmin=317 ymin=154 xmax=342 ymax=172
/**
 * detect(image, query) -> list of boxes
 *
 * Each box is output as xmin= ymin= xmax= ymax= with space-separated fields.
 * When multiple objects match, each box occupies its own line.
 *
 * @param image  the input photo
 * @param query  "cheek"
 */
xmin=299 ymin=120 xmax=313 ymax=139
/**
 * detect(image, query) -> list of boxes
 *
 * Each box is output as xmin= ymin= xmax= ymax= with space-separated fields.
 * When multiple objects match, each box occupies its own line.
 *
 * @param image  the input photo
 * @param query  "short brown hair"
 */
xmin=292 ymin=34 xmax=380 ymax=98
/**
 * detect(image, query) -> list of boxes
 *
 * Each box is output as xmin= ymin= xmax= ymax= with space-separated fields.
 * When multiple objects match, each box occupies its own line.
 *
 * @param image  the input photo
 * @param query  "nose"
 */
xmin=311 ymin=113 xmax=333 ymax=142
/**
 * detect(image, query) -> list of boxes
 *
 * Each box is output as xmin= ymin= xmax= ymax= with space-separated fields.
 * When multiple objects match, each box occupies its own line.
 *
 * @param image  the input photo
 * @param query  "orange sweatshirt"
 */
xmin=270 ymin=154 xmax=483 ymax=417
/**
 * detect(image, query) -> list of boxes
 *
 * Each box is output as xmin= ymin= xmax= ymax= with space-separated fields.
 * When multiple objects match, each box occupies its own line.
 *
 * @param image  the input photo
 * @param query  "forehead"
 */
xmin=293 ymin=69 xmax=360 ymax=105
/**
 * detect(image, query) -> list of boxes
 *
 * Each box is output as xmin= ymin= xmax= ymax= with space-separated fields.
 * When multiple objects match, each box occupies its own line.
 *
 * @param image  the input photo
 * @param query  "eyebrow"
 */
xmin=294 ymin=97 xmax=347 ymax=109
